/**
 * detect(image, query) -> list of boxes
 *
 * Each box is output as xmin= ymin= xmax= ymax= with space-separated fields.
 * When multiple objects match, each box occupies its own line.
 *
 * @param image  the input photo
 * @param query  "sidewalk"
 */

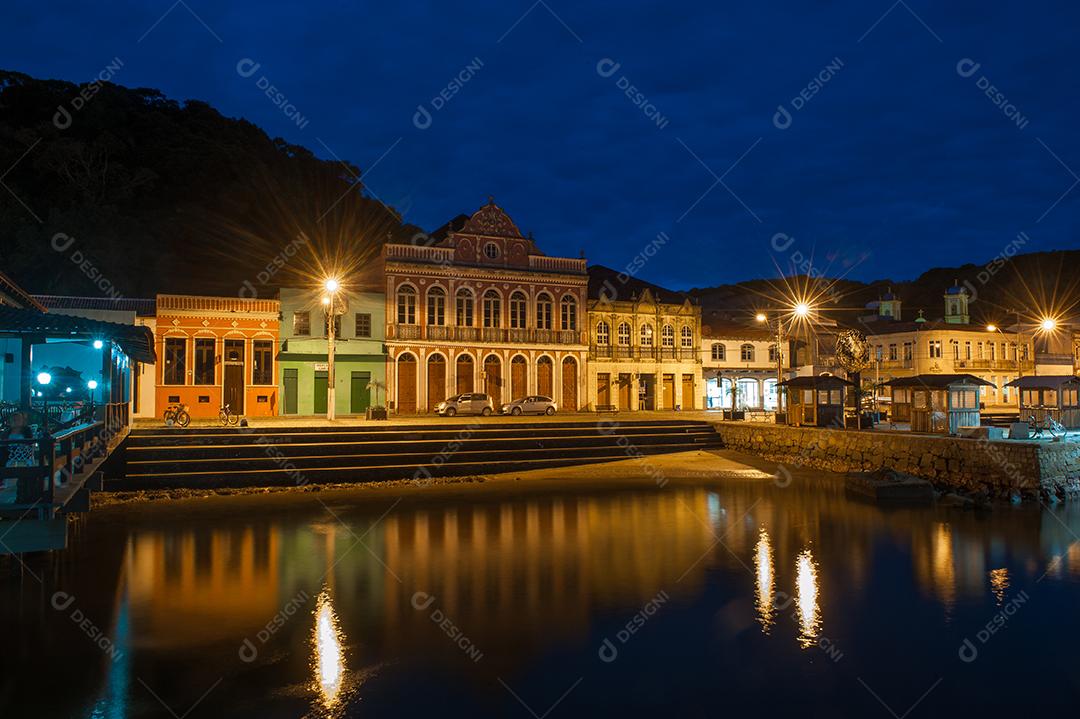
xmin=134 ymin=409 xmax=728 ymax=428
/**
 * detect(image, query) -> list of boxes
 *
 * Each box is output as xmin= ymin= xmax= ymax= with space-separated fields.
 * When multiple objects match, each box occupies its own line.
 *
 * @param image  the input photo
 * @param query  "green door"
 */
xmin=350 ymin=371 xmax=371 ymax=414
xmin=313 ymin=370 xmax=328 ymax=415
xmin=283 ymin=368 xmax=298 ymax=414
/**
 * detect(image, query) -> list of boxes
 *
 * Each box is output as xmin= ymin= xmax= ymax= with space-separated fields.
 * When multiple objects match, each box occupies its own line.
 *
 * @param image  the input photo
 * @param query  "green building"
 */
xmin=277 ymin=287 xmax=386 ymax=415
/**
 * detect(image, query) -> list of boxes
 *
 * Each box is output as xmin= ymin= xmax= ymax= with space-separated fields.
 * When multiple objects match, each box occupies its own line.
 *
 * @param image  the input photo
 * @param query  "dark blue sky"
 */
xmin=5 ymin=0 xmax=1079 ymax=288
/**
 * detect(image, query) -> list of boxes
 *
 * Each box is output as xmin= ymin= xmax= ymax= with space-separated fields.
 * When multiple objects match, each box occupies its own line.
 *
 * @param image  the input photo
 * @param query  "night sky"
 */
xmin=6 ymin=0 xmax=1079 ymax=289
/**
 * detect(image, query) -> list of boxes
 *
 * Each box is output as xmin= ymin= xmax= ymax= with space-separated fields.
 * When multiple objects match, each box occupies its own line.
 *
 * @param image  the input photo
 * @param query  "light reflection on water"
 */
xmin=754 ymin=528 xmax=775 ymax=634
xmin=313 ymin=590 xmax=345 ymax=708
xmin=794 ymin=548 xmax=821 ymax=649
xmin=5 ymin=480 xmax=1080 ymax=717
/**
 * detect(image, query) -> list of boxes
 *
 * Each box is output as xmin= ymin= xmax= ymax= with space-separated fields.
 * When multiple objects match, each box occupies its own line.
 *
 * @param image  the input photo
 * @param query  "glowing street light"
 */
xmin=87 ymin=380 xmax=98 ymax=390
xmin=93 ymin=339 xmax=104 ymax=349
xmin=793 ymin=302 xmax=811 ymax=318
xmin=323 ymin=278 xmax=342 ymax=421
xmin=755 ymin=312 xmax=767 ymax=323
xmin=37 ymin=371 xmax=52 ymax=386
xmin=1040 ymin=317 xmax=1057 ymax=332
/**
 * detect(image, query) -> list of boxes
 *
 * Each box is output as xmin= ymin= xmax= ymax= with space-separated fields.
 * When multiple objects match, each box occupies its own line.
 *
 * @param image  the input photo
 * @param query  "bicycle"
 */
xmin=219 ymin=403 xmax=241 ymax=426
xmin=163 ymin=403 xmax=191 ymax=427
xmin=1028 ymin=414 xmax=1066 ymax=439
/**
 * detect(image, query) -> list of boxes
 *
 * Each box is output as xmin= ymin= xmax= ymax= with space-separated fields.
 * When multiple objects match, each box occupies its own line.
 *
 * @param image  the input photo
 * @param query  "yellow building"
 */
xmin=586 ymin=288 xmax=702 ymax=410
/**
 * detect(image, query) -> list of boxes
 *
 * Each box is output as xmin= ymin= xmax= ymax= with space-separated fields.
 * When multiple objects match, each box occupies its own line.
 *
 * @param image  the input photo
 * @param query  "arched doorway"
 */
xmin=484 ymin=354 xmax=502 ymax=404
xmin=510 ymin=355 xmax=527 ymax=401
xmin=427 ymin=354 xmax=446 ymax=412
xmin=397 ymin=353 xmax=417 ymax=414
xmin=456 ymin=354 xmax=474 ymax=393
xmin=561 ymin=356 xmax=577 ymax=411
xmin=537 ymin=356 xmax=554 ymax=397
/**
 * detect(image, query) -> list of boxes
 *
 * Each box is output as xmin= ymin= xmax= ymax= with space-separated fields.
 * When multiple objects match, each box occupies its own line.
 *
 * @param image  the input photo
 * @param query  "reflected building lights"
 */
xmin=795 ymin=549 xmax=821 ymax=649
xmin=754 ymin=528 xmax=776 ymax=633
xmin=989 ymin=568 xmax=1010 ymax=605
xmin=313 ymin=589 xmax=346 ymax=708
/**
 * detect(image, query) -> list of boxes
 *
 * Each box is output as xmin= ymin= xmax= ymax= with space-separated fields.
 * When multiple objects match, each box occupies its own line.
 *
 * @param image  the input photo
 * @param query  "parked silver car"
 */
xmin=435 ymin=393 xmax=494 ymax=417
xmin=500 ymin=395 xmax=558 ymax=416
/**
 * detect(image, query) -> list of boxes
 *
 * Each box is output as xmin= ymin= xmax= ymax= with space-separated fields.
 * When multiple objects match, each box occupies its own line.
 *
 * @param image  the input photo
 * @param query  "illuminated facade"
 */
xmin=586 ymin=289 xmax=703 ymax=410
xmin=383 ymin=200 xmax=588 ymax=413
xmin=154 ymin=294 xmax=280 ymax=419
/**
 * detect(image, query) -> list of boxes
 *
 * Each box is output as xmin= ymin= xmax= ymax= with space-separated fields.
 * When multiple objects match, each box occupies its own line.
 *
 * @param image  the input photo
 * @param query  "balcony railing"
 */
xmin=955 ymin=358 xmax=1035 ymax=371
xmin=157 ymin=294 xmax=279 ymax=315
xmin=386 ymin=324 xmax=585 ymax=345
xmin=384 ymin=244 xmax=455 ymax=264
xmin=589 ymin=345 xmax=700 ymax=361
xmin=528 ymin=255 xmax=587 ymax=274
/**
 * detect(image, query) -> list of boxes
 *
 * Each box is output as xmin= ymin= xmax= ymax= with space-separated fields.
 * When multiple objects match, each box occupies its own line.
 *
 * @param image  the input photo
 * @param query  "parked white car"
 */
xmin=500 ymin=396 xmax=558 ymax=416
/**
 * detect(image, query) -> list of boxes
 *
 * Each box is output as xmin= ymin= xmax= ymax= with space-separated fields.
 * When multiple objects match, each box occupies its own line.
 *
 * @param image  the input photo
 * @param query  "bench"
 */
xmin=595 ymin=404 xmax=618 ymax=414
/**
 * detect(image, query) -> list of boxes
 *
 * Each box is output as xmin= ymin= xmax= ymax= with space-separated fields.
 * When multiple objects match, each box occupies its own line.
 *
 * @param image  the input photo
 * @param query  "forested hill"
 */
xmin=0 ymin=70 xmax=416 ymax=298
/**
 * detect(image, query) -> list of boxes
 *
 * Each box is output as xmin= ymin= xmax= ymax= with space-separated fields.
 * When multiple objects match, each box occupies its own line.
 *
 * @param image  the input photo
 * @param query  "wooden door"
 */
xmin=510 ymin=356 xmax=527 ymax=401
xmin=313 ymin=370 xmax=328 ymax=415
xmin=597 ymin=373 xmax=611 ymax=407
xmin=283 ymin=368 xmax=298 ymax=414
xmin=618 ymin=373 xmax=632 ymax=410
xmin=561 ymin=357 xmax=577 ymax=411
xmin=456 ymin=355 xmax=474 ymax=393
xmin=350 ymin=371 xmax=371 ymax=413
xmin=681 ymin=374 xmax=694 ymax=410
xmin=397 ymin=355 xmax=417 ymax=413
xmin=427 ymin=356 xmax=446 ymax=412
xmin=662 ymin=374 xmax=675 ymax=410
xmin=537 ymin=357 xmax=553 ymax=398
xmin=484 ymin=356 xmax=502 ymax=405
xmin=224 ymin=363 xmax=245 ymax=414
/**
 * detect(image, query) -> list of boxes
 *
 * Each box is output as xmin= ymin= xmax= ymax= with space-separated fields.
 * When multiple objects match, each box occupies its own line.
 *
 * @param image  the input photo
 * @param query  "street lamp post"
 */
xmin=323 ymin=278 xmax=341 ymax=422
xmin=757 ymin=302 xmax=808 ymax=417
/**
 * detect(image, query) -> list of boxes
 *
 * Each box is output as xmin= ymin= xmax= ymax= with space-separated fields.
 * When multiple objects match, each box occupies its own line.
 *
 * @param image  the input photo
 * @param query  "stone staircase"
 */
xmin=111 ymin=419 xmax=722 ymax=489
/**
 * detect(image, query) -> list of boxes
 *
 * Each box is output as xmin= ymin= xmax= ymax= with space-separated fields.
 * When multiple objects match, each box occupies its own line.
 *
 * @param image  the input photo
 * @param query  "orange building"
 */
xmin=154 ymin=294 xmax=280 ymax=419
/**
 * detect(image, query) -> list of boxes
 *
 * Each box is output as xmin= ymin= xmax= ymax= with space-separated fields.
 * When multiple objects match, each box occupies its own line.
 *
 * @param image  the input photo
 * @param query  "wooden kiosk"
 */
xmin=885 ymin=374 xmax=993 ymax=435
xmin=780 ymin=375 xmax=853 ymax=428
xmin=1005 ymin=375 xmax=1080 ymax=429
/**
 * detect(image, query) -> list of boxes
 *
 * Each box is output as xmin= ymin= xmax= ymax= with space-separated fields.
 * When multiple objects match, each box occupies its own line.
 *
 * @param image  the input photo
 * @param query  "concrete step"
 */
xmin=125 ymin=429 xmax=720 ymax=461
xmin=116 ymin=441 xmax=717 ymax=490
xmin=126 ymin=436 xmax=723 ymax=473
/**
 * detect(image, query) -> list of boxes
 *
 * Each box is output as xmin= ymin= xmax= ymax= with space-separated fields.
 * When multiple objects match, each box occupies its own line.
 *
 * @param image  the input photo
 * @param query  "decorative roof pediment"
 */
xmin=459 ymin=197 xmax=524 ymax=239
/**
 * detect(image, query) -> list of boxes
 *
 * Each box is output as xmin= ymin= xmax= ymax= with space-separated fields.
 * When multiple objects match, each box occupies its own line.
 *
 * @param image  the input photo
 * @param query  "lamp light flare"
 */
xmin=986 ymin=324 xmax=997 ymax=332
xmin=87 ymin=380 xmax=98 ymax=390
xmin=93 ymin=339 xmax=104 ymax=349
xmin=37 ymin=372 xmax=51 ymax=386
xmin=324 ymin=278 xmax=340 ymax=293
xmin=321 ymin=296 xmax=331 ymax=306
xmin=1040 ymin=317 xmax=1057 ymax=332
xmin=756 ymin=312 xmax=767 ymax=323
xmin=793 ymin=302 xmax=811 ymax=318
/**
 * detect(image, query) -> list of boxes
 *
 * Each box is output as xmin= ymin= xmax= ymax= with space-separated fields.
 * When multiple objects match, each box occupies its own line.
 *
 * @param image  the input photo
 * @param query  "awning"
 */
xmin=885 ymin=373 xmax=993 ymax=389
xmin=779 ymin=375 xmax=854 ymax=389
xmin=1005 ymin=375 xmax=1080 ymax=390
xmin=0 ymin=305 xmax=156 ymax=363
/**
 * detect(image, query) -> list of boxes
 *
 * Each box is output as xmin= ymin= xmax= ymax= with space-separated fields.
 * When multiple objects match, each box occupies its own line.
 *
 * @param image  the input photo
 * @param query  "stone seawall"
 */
xmin=709 ymin=422 xmax=1080 ymax=502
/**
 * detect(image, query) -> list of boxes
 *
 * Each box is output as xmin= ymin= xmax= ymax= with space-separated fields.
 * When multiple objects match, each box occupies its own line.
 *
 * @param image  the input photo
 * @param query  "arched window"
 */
xmin=397 ymin=285 xmax=417 ymax=324
xmin=509 ymin=291 xmax=527 ymax=329
xmin=640 ymin=323 xmax=654 ymax=347
xmin=596 ymin=321 xmax=610 ymax=345
xmin=455 ymin=288 xmax=474 ymax=326
xmin=426 ymin=286 xmax=445 ymax=325
xmin=661 ymin=324 xmax=675 ymax=348
xmin=711 ymin=343 xmax=726 ymax=361
xmin=560 ymin=294 xmax=577 ymax=331
xmin=483 ymin=290 xmax=501 ymax=328
xmin=617 ymin=322 xmax=631 ymax=346
xmin=740 ymin=343 xmax=755 ymax=362
xmin=536 ymin=293 xmax=553 ymax=330
xmin=681 ymin=326 xmax=694 ymax=348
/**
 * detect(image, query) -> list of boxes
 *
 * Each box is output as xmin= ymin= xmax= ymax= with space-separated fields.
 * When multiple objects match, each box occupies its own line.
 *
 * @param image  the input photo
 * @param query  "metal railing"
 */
xmin=387 ymin=324 xmax=584 ymax=345
xmin=589 ymin=345 xmax=700 ymax=360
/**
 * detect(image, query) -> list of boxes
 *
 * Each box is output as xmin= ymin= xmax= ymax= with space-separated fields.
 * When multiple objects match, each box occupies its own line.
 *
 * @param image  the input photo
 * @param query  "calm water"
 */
xmin=3 ymin=473 xmax=1080 ymax=717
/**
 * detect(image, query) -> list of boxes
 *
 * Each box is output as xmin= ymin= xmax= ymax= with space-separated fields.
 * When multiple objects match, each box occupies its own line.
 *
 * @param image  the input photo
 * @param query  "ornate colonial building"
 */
xmin=586 ymin=289 xmax=702 ymax=410
xmin=383 ymin=200 xmax=588 ymax=413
